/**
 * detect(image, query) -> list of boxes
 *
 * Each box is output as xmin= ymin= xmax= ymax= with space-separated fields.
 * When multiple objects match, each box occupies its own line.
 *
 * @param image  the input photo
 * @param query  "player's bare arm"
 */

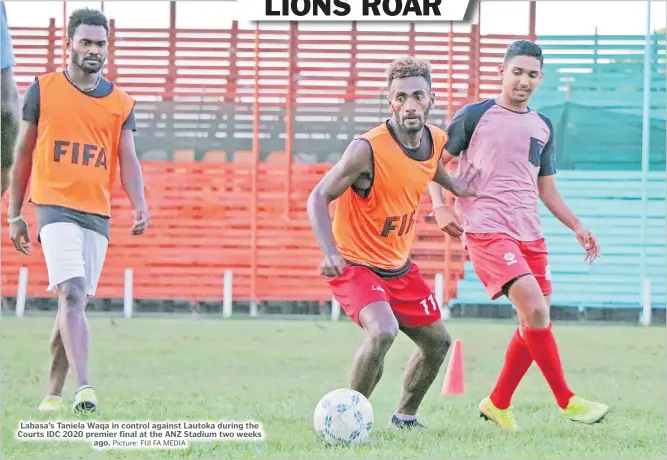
xmin=428 ymin=148 xmax=480 ymax=237
xmin=432 ymin=150 xmax=478 ymax=198
xmin=426 ymin=97 xmax=480 ymax=236
xmin=1 ymin=68 xmax=20 ymax=195
xmin=7 ymin=120 xmax=37 ymax=254
xmin=118 ymin=129 xmax=149 ymax=235
xmin=427 ymin=148 xmax=456 ymax=205
xmin=538 ymin=175 xmax=600 ymax=263
xmin=428 ymin=159 xmax=469 ymax=237
xmin=307 ymin=138 xmax=372 ymax=276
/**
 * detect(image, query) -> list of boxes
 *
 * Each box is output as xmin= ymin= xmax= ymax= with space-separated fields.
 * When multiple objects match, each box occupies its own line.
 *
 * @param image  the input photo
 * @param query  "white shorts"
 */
xmin=39 ymin=222 xmax=109 ymax=296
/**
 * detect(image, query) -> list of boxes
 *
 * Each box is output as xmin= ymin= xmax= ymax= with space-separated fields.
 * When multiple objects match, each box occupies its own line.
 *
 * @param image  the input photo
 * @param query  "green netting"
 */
xmin=536 ymin=103 xmax=666 ymax=172
xmin=531 ymin=35 xmax=666 ymax=172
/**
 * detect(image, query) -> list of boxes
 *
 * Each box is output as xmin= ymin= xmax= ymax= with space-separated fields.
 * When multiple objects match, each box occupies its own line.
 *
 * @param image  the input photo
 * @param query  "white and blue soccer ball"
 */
xmin=313 ymin=388 xmax=374 ymax=445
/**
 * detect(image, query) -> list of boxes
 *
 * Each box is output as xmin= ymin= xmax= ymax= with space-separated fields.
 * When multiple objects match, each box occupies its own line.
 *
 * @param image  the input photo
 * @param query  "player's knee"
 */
xmin=423 ymin=327 xmax=452 ymax=363
xmin=524 ymin=307 xmax=549 ymax=328
xmin=58 ymin=278 xmax=88 ymax=310
xmin=521 ymin=292 xmax=549 ymax=327
xmin=521 ymin=300 xmax=549 ymax=328
xmin=367 ymin=326 xmax=399 ymax=352
xmin=359 ymin=301 xmax=399 ymax=351
xmin=434 ymin=328 xmax=452 ymax=358
xmin=506 ymin=275 xmax=550 ymax=328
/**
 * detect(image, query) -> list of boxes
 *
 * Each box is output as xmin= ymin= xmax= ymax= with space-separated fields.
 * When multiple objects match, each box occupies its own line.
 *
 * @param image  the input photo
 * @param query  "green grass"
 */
xmin=1 ymin=316 xmax=665 ymax=459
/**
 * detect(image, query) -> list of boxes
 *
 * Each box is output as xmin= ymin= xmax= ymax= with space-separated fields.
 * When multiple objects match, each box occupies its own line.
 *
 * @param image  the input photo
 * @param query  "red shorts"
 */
xmin=325 ymin=262 xmax=442 ymax=329
xmin=464 ymin=232 xmax=552 ymax=300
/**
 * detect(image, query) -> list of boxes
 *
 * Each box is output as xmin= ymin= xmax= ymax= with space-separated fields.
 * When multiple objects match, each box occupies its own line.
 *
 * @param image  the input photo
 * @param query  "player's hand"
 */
xmin=433 ymin=205 xmax=464 ymax=237
xmin=9 ymin=218 xmax=31 ymax=255
xmin=319 ymin=254 xmax=347 ymax=277
xmin=447 ymin=163 xmax=481 ymax=197
xmin=131 ymin=209 xmax=150 ymax=235
xmin=574 ymin=224 xmax=600 ymax=264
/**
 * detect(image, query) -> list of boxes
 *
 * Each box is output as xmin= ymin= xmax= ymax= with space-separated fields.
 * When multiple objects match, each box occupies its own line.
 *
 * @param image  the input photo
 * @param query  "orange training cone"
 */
xmin=441 ymin=339 xmax=466 ymax=395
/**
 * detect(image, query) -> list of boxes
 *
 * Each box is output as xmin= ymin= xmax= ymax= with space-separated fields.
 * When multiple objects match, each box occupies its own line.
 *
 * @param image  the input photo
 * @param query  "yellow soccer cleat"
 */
xmin=561 ymin=395 xmax=609 ymax=424
xmin=38 ymin=395 xmax=64 ymax=413
xmin=478 ymin=396 xmax=519 ymax=431
xmin=72 ymin=386 xmax=97 ymax=413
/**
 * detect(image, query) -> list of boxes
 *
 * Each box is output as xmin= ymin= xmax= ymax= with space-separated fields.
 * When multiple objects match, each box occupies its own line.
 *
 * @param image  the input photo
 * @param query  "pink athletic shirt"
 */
xmin=445 ymin=99 xmax=557 ymax=242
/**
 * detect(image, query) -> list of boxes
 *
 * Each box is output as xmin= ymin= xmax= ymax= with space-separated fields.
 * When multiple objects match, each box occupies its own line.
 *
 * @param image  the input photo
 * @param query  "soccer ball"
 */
xmin=313 ymin=388 xmax=374 ymax=445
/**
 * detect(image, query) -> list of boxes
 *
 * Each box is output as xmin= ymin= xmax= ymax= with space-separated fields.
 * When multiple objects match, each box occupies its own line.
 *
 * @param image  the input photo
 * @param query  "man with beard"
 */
xmin=6 ymin=8 xmax=150 ymax=413
xmin=429 ymin=40 xmax=609 ymax=430
xmin=307 ymin=57 xmax=478 ymax=429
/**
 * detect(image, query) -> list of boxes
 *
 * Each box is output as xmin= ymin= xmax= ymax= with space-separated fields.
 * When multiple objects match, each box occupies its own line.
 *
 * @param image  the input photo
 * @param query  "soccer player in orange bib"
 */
xmin=308 ymin=57 xmax=477 ymax=429
xmin=6 ymin=8 xmax=149 ymax=413
xmin=429 ymin=40 xmax=609 ymax=430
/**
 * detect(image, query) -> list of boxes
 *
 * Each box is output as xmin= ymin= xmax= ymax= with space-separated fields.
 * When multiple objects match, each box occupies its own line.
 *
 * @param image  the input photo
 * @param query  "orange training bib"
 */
xmin=29 ymin=72 xmax=135 ymax=217
xmin=332 ymin=122 xmax=446 ymax=270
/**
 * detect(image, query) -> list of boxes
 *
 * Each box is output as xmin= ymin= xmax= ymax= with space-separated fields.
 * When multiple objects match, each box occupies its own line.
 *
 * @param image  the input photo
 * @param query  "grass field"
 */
xmin=1 ymin=315 xmax=665 ymax=459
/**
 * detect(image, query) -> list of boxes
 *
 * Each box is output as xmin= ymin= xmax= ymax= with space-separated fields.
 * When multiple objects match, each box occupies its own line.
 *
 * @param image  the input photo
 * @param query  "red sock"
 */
xmin=522 ymin=323 xmax=575 ymax=409
xmin=489 ymin=327 xmax=533 ymax=409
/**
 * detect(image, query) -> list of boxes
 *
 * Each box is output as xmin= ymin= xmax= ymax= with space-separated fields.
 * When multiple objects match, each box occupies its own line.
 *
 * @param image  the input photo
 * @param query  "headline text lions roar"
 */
xmin=261 ymin=0 xmax=470 ymax=21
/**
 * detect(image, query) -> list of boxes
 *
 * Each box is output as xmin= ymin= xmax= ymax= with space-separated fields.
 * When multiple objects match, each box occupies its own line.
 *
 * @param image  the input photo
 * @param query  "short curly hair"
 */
xmin=387 ymin=57 xmax=432 ymax=88
xmin=67 ymin=8 xmax=109 ymax=39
